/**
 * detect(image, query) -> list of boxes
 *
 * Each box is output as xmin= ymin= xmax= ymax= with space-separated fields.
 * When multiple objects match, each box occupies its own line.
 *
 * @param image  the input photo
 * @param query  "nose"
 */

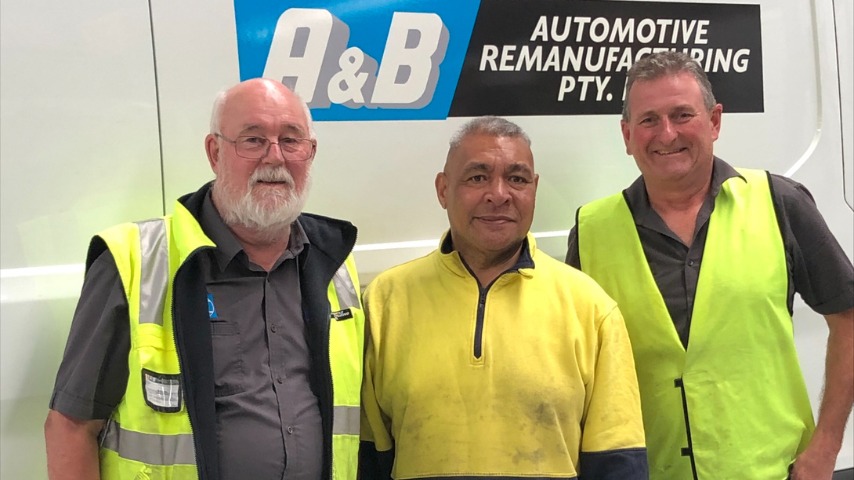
xmin=657 ymin=117 xmax=678 ymax=143
xmin=485 ymin=178 xmax=511 ymax=205
xmin=260 ymin=141 xmax=287 ymax=165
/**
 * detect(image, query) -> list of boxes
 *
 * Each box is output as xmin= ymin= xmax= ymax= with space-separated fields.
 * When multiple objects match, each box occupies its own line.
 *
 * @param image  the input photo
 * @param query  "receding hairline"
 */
xmin=209 ymin=79 xmax=316 ymax=139
xmin=444 ymin=116 xmax=532 ymax=169
xmin=449 ymin=116 xmax=531 ymax=149
xmin=622 ymin=51 xmax=717 ymax=121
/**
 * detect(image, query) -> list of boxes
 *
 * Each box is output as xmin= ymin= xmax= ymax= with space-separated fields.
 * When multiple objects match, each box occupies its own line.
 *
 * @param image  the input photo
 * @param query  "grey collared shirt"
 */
xmin=566 ymin=157 xmax=854 ymax=348
xmin=199 ymin=194 xmax=321 ymax=480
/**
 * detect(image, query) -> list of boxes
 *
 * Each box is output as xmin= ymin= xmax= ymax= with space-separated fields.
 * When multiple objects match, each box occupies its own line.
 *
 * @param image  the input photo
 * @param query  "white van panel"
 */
xmin=0 ymin=1 xmax=161 ymax=478
xmin=0 ymin=0 xmax=851 ymax=476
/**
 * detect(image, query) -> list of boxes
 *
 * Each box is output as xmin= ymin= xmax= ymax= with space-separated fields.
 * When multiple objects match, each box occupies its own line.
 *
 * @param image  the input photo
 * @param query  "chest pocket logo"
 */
xmin=207 ymin=293 xmax=218 ymax=319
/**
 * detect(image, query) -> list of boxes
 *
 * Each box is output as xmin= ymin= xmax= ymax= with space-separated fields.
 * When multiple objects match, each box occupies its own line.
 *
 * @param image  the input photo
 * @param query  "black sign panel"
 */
xmin=449 ymin=0 xmax=763 ymax=116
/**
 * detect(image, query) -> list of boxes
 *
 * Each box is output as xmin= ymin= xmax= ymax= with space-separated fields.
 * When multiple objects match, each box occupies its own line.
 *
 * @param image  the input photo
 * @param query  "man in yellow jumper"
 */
xmin=44 ymin=79 xmax=364 ymax=480
xmin=360 ymin=116 xmax=648 ymax=479
xmin=567 ymin=51 xmax=854 ymax=480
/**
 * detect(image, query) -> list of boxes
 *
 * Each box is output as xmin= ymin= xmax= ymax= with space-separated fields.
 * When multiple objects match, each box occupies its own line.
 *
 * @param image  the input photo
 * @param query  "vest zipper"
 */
xmin=172 ymin=262 xmax=200 ymax=477
xmin=458 ymin=255 xmax=526 ymax=361
xmin=674 ymin=377 xmax=699 ymax=480
xmin=474 ymin=287 xmax=488 ymax=359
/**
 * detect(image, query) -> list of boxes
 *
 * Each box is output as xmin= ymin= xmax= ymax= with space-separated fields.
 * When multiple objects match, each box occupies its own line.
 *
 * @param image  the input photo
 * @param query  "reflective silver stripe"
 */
xmin=331 ymin=263 xmax=359 ymax=310
xmin=332 ymin=405 xmax=360 ymax=435
xmin=101 ymin=420 xmax=196 ymax=466
xmin=137 ymin=220 xmax=169 ymax=325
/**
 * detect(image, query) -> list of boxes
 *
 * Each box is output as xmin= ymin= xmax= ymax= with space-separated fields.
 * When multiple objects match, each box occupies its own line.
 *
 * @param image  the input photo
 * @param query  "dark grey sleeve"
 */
xmin=565 ymin=223 xmax=581 ymax=268
xmin=49 ymin=249 xmax=130 ymax=420
xmin=771 ymin=174 xmax=854 ymax=315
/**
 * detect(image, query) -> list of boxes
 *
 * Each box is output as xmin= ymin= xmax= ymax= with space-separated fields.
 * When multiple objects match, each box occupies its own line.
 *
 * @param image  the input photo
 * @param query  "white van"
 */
xmin=1 ymin=0 xmax=851 ymax=477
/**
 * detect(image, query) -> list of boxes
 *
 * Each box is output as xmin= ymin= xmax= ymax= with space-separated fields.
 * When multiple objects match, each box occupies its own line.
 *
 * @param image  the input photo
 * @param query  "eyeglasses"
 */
xmin=215 ymin=133 xmax=316 ymax=161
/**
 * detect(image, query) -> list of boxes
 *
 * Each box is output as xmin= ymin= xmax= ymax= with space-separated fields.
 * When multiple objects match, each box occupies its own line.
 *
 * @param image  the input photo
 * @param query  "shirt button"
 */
xmin=688 ymin=260 xmax=695 ymax=266
xmin=270 ymin=325 xmax=277 ymax=333
xmin=287 ymin=426 xmax=295 ymax=434
xmin=276 ymin=377 xmax=283 ymax=384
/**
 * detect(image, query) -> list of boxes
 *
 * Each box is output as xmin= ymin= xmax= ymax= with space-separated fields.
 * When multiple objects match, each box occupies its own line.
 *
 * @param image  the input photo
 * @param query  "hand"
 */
xmin=790 ymin=446 xmax=836 ymax=480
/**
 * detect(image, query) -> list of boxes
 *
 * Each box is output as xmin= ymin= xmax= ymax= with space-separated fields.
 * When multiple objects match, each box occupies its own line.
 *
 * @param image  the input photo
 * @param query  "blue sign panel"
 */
xmin=234 ymin=0 xmax=481 ymax=121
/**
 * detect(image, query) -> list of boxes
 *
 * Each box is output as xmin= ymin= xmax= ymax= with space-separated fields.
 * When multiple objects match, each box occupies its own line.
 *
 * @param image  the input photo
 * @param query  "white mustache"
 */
xmin=250 ymin=167 xmax=294 ymax=187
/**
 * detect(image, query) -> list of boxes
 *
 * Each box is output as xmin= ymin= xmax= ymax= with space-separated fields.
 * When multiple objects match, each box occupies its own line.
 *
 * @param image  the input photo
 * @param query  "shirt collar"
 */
xmin=440 ymin=231 xmax=535 ymax=271
xmin=623 ymin=156 xmax=744 ymax=226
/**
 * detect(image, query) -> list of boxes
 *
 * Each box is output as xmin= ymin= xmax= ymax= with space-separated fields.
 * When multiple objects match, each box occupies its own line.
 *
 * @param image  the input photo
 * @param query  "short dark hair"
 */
xmin=448 ymin=116 xmax=531 ymax=153
xmin=623 ymin=51 xmax=717 ymax=121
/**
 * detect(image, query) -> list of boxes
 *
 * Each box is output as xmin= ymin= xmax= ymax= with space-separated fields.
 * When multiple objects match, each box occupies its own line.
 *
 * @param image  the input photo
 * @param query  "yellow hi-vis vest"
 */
xmin=577 ymin=169 xmax=814 ymax=480
xmin=95 ymin=202 xmax=364 ymax=480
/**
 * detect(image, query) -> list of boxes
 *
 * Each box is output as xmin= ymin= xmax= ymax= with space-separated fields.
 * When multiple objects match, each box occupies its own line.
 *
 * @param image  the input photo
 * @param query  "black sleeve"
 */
xmin=579 ymin=448 xmax=649 ymax=480
xmin=358 ymin=441 xmax=394 ymax=480
xmin=770 ymin=174 xmax=854 ymax=315
xmin=49 ymin=249 xmax=130 ymax=420
xmin=565 ymin=210 xmax=581 ymax=268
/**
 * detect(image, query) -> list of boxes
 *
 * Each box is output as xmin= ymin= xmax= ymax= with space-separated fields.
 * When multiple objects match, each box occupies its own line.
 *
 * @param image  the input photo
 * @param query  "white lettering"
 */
xmin=695 ymin=20 xmax=710 ymax=44
xmin=263 ymin=8 xmax=349 ymax=106
xmin=500 ymin=45 xmax=517 ymax=71
xmin=480 ymin=45 xmax=499 ymax=71
xmin=733 ymin=49 xmax=750 ymax=73
xmin=558 ymin=76 xmax=576 ymax=101
xmin=372 ymin=12 xmax=448 ymax=107
xmin=589 ymin=17 xmax=609 ymax=43
xmin=531 ymin=16 xmax=549 ymax=41
xmin=637 ymin=19 xmax=656 ymax=43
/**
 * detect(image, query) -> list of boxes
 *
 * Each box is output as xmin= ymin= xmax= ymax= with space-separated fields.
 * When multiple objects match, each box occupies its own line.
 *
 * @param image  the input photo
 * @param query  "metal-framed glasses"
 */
xmin=215 ymin=133 xmax=316 ymax=161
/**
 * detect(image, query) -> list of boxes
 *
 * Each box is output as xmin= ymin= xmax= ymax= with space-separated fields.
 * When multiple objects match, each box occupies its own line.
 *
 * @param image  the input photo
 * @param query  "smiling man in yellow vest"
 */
xmin=44 ymin=78 xmax=364 ymax=480
xmin=566 ymin=51 xmax=854 ymax=480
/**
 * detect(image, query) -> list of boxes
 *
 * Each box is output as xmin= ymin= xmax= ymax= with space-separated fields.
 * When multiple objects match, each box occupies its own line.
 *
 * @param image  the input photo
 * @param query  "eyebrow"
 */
xmin=238 ymin=123 xmax=307 ymax=137
xmin=637 ymin=104 xmax=696 ymax=118
xmin=459 ymin=162 xmax=534 ymax=177
xmin=460 ymin=162 xmax=491 ymax=175
xmin=505 ymin=163 xmax=534 ymax=176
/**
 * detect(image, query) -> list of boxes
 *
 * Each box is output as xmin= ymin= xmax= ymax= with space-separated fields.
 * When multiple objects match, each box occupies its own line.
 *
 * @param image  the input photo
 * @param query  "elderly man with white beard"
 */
xmin=44 ymin=79 xmax=365 ymax=480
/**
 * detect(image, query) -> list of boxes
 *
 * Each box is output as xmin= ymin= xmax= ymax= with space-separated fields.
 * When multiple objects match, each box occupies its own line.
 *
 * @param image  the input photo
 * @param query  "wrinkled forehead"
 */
xmin=448 ymin=134 xmax=534 ymax=171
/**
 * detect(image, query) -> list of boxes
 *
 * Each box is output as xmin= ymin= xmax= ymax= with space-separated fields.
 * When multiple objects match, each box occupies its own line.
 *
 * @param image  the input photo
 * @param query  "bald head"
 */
xmin=210 ymin=78 xmax=315 ymax=139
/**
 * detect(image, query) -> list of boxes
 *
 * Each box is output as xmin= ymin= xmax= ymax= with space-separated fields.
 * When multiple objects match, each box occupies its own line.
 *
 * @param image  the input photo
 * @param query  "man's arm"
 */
xmin=45 ymin=249 xmax=129 ymax=479
xmin=44 ymin=410 xmax=104 ymax=480
xmin=579 ymin=304 xmax=648 ymax=479
xmin=792 ymin=307 xmax=854 ymax=480
xmin=358 ymin=288 xmax=395 ymax=480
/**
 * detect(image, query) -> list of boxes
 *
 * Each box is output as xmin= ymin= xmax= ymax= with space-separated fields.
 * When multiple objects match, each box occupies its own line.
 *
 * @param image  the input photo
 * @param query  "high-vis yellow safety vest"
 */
xmin=95 ymin=202 xmax=363 ymax=480
xmin=578 ymin=169 xmax=814 ymax=480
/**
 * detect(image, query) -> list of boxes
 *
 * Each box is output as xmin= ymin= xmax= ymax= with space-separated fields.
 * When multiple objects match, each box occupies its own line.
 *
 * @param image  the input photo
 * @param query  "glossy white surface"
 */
xmin=0 ymin=0 xmax=851 ymax=477
xmin=0 ymin=1 xmax=161 ymax=478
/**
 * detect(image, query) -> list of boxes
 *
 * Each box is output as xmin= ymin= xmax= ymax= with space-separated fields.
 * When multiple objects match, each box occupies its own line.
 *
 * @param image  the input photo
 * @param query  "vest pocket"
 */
xmin=210 ymin=319 xmax=246 ymax=396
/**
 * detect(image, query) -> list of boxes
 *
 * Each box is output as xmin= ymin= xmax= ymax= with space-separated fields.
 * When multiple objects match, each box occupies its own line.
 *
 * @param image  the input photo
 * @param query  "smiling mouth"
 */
xmin=654 ymin=147 xmax=688 ymax=156
xmin=476 ymin=215 xmax=515 ymax=223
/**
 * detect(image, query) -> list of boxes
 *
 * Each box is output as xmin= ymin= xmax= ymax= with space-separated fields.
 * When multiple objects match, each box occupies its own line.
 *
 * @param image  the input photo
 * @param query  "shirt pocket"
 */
xmin=210 ymin=319 xmax=246 ymax=396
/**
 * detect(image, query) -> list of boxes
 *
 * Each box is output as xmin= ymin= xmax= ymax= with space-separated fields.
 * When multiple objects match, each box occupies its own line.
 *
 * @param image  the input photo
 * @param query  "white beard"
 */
xmin=213 ymin=165 xmax=311 ymax=242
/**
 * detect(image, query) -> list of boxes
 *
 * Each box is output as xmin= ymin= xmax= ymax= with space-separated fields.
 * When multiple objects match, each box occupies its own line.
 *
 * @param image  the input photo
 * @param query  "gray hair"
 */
xmin=209 ymin=81 xmax=316 ymax=139
xmin=210 ymin=90 xmax=228 ymax=134
xmin=448 ymin=116 xmax=531 ymax=153
xmin=622 ymin=51 xmax=717 ymax=121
